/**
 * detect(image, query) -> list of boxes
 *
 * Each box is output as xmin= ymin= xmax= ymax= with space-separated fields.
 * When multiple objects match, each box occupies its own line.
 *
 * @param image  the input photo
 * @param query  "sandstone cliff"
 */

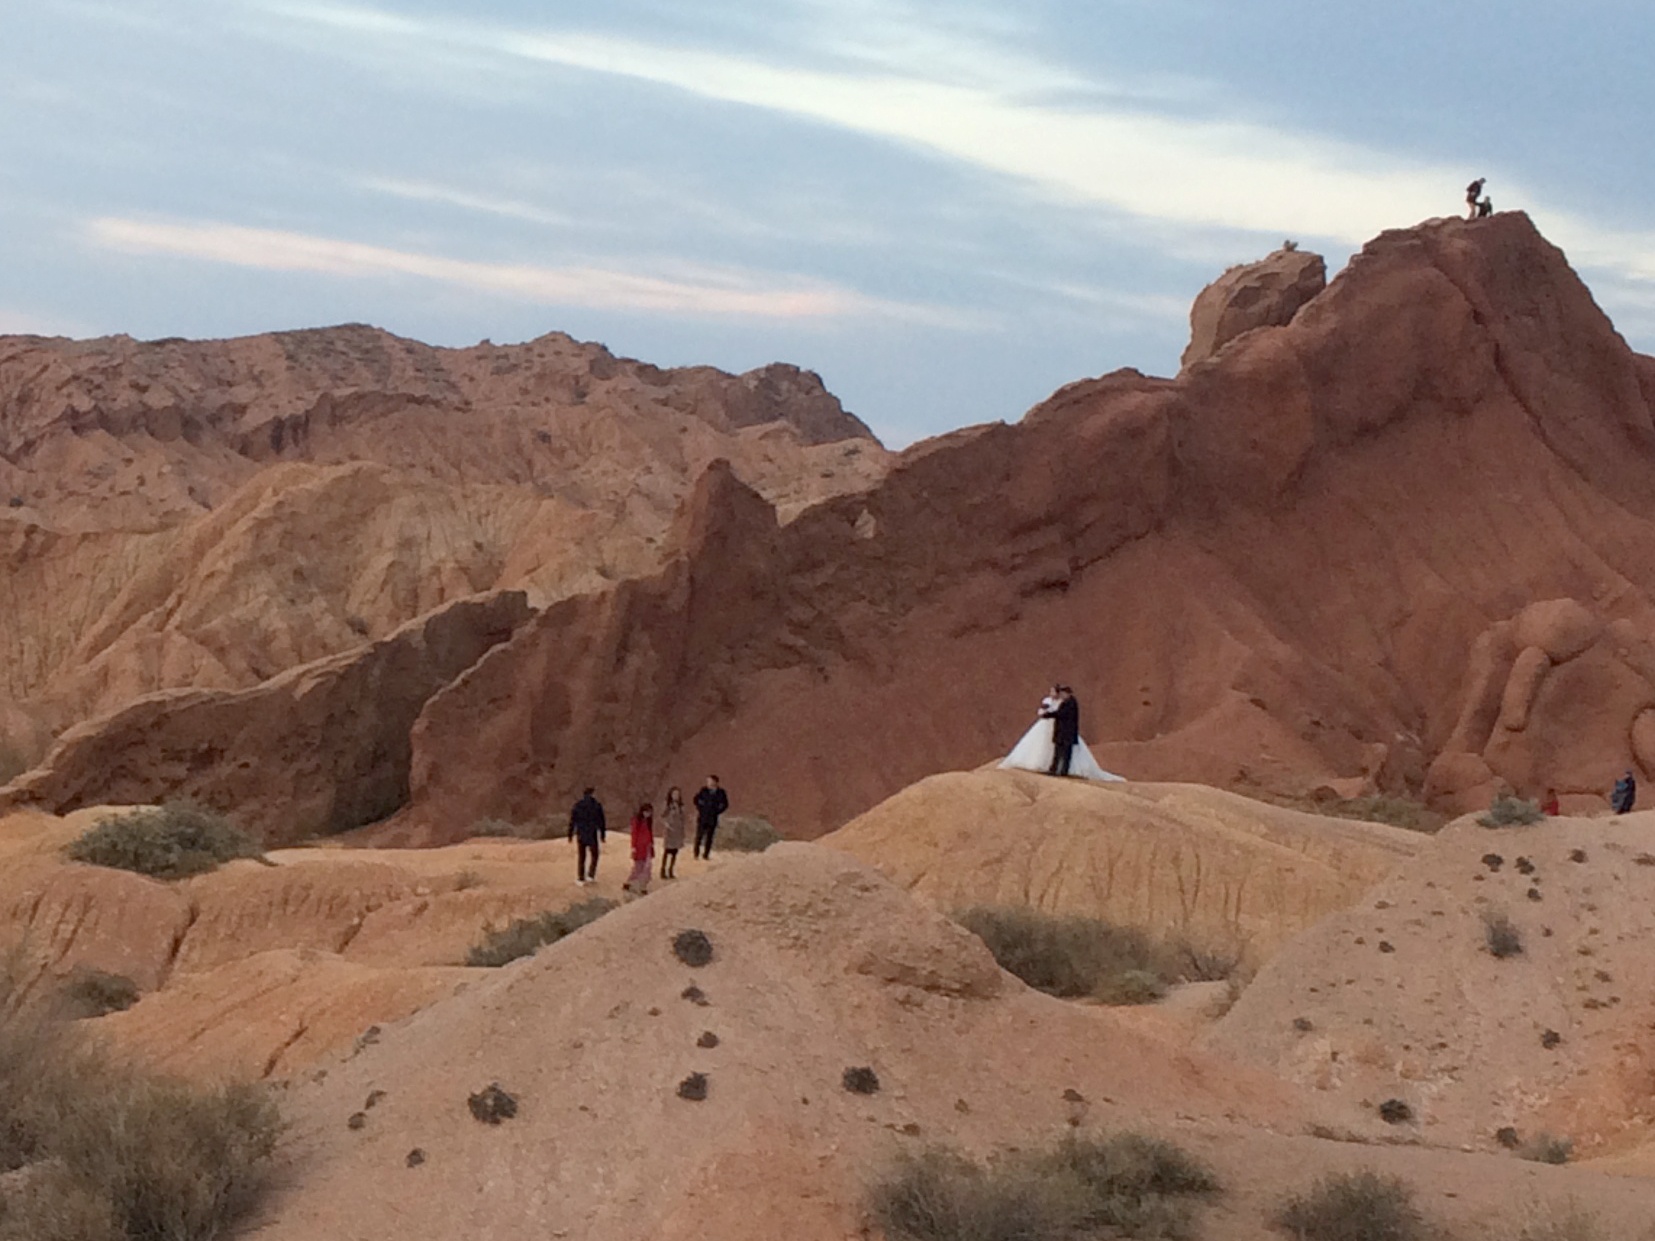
xmin=13 ymin=213 xmax=1655 ymax=837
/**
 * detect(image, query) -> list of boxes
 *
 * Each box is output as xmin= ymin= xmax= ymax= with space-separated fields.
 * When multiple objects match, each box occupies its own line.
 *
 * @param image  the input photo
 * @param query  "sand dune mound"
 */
xmin=1206 ymin=810 xmax=1655 ymax=1156
xmin=247 ymin=844 xmax=1306 ymax=1241
xmin=823 ymin=769 xmax=1422 ymax=965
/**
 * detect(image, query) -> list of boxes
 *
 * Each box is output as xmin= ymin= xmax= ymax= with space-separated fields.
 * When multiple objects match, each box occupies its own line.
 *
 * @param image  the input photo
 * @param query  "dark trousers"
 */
xmin=693 ymin=822 xmax=718 ymax=859
xmin=660 ymin=847 xmax=679 ymax=878
xmin=577 ymin=838 xmax=600 ymax=880
xmin=1049 ymin=740 xmax=1074 ymax=777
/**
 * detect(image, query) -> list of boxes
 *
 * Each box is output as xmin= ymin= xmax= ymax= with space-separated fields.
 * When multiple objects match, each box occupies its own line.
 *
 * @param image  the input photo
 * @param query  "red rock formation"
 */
xmin=381 ymin=213 xmax=1655 ymax=838
xmin=15 ymin=212 xmax=1655 ymax=839
xmin=2 ymin=592 xmax=531 ymax=843
xmin=1180 ymin=244 xmax=1327 ymax=370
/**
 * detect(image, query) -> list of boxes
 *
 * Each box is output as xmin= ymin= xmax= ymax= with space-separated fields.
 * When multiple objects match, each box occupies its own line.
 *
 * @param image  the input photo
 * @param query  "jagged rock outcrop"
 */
xmin=1180 ymin=245 xmax=1327 ymax=370
xmin=362 ymin=213 xmax=1655 ymax=839
xmin=1 ymin=591 xmax=532 ymax=843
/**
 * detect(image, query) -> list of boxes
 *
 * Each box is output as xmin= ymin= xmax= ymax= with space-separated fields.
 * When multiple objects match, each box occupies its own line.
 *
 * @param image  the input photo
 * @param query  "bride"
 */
xmin=999 ymin=687 xmax=1125 ymax=782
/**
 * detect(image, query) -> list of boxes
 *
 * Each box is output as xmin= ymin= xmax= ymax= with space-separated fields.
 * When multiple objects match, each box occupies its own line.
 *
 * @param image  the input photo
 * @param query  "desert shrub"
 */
xmin=59 ymin=967 xmax=139 ymax=1018
xmin=1520 ymin=1133 xmax=1573 ymax=1165
xmin=65 ymin=801 xmax=264 ymax=879
xmin=955 ymin=908 xmax=1190 ymax=1004
xmin=1483 ymin=910 xmax=1524 ymax=959
xmin=870 ymin=1132 xmax=1219 ymax=1241
xmin=718 ymin=815 xmax=782 ymax=852
xmin=0 ymin=970 xmax=279 ymax=1241
xmin=1274 ymin=1170 xmax=1428 ymax=1241
xmin=1480 ymin=795 xmax=1544 ymax=829
xmin=466 ymin=897 xmax=615 ymax=967
xmin=672 ymin=929 xmax=715 ymax=967
xmin=1255 ymin=791 xmax=1446 ymax=834
xmin=1516 ymin=1199 xmax=1602 ymax=1241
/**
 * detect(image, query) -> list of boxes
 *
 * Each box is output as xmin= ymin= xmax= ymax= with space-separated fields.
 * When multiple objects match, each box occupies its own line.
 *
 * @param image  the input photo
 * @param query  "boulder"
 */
xmin=1179 ymin=246 xmax=1327 ymax=370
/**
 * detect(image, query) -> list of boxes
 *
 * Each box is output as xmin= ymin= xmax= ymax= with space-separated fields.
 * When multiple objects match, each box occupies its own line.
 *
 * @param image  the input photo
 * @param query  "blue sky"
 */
xmin=3 ymin=1 xmax=1652 ymax=445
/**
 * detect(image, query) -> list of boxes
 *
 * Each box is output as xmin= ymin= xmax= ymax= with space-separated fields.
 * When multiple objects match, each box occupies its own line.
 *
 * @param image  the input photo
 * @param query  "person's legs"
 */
xmin=693 ymin=823 xmax=711 ymax=859
xmin=576 ymin=839 xmax=590 ymax=882
xmin=1055 ymin=742 xmax=1074 ymax=778
xmin=662 ymin=848 xmax=678 ymax=879
xmin=702 ymin=824 xmax=717 ymax=859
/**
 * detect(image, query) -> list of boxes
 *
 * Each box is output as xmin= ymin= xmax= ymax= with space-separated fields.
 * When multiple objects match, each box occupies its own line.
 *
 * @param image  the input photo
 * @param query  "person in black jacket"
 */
xmin=1612 ymin=770 xmax=1638 ymax=815
xmin=692 ymin=775 xmax=729 ymax=860
xmin=1045 ymin=687 xmax=1081 ymax=778
xmin=568 ymin=787 xmax=607 ymax=883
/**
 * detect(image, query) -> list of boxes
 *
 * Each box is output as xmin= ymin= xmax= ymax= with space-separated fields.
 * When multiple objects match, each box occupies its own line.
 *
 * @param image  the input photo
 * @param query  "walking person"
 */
xmin=693 ymin=775 xmax=729 ymax=860
xmin=568 ymin=786 xmax=606 ymax=884
xmin=1612 ymin=770 xmax=1638 ymax=815
xmin=660 ymin=786 xmax=686 ymax=880
xmin=623 ymin=802 xmax=655 ymax=894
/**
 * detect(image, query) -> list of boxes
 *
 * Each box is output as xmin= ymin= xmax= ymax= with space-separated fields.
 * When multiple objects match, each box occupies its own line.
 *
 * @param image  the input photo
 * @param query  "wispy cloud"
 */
xmin=253 ymin=2 xmax=1454 ymax=246
xmin=0 ymin=308 xmax=86 ymax=337
xmin=355 ymin=177 xmax=577 ymax=227
xmin=84 ymin=215 xmax=969 ymax=324
xmin=249 ymin=1 xmax=1655 ymax=295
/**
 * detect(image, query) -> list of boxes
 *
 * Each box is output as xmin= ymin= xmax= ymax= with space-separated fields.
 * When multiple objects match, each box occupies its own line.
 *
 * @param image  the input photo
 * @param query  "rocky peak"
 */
xmin=1180 ymin=245 xmax=1327 ymax=371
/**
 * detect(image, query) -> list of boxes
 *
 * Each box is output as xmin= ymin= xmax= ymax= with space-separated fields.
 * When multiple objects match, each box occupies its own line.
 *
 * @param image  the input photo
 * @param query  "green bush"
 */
xmin=66 ymin=802 xmax=264 ymax=879
xmin=0 ymin=970 xmax=280 ymax=1241
xmin=1520 ymin=1133 xmax=1573 ymax=1165
xmin=466 ymin=898 xmax=616 ymax=967
xmin=1274 ymin=1171 xmax=1429 ymax=1241
xmin=1479 ymin=795 xmax=1544 ymax=829
xmin=718 ymin=815 xmax=782 ymax=852
xmin=954 ymin=907 xmax=1223 ymax=1004
xmin=870 ymin=1132 xmax=1219 ymax=1241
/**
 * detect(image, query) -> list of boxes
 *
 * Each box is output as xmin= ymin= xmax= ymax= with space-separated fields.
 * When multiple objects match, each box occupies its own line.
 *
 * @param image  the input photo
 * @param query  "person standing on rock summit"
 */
xmin=568 ymin=787 xmax=606 ymax=884
xmin=693 ymin=775 xmax=729 ymax=860
xmin=1466 ymin=178 xmax=1486 ymax=219
xmin=1045 ymin=686 xmax=1081 ymax=778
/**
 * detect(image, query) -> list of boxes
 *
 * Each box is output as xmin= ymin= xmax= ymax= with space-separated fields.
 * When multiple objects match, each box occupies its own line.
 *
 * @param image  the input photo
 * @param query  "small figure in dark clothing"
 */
xmin=568 ymin=787 xmax=607 ymax=883
xmin=1476 ymin=196 xmax=1494 ymax=218
xmin=1466 ymin=178 xmax=1486 ymax=219
xmin=1612 ymin=770 xmax=1638 ymax=815
xmin=1044 ymin=686 xmax=1081 ymax=778
xmin=693 ymin=775 xmax=729 ymax=860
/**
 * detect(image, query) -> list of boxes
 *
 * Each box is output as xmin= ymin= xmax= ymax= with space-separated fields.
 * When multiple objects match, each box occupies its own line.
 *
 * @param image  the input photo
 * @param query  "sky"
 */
xmin=3 ymin=1 xmax=1653 ymax=446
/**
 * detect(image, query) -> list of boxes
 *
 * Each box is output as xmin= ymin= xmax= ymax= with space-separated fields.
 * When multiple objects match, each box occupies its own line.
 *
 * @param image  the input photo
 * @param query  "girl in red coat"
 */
xmin=623 ymin=803 xmax=655 ymax=895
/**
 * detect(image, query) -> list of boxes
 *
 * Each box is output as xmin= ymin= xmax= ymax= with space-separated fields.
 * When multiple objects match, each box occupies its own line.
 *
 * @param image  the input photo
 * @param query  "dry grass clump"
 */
xmin=870 ymin=1132 xmax=1219 ymax=1241
xmin=1480 ymin=795 xmax=1545 ymax=829
xmin=466 ymin=897 xmax=616 ymax=967
xmin=1274 ymin=1170 xmax=1429 ymax=1241
xmin=0 ymin=971 xmax=279 ymax=1241
xmin=1515 ymin=1199 xmax=1607 ymax=1241
xmin=955 ymin=908 xmax=1232 ymax=1005
xmin=468 ymin=817 xmax=544 ymax=839
xmin=1519 ymin=1133 xmax=1573 ymax=1165
xmin=66 ymin=801 xmax=265 ymax=879
xmin=1483 ymin=910 xmax=1524 ymax=959
xmin=717 ymin=815 xmax=782 ymax=852
xmin=1256 ymin=791 xmax=1445 ymax=834
xmin=58 ymin=967 xmax=140 ymax=1018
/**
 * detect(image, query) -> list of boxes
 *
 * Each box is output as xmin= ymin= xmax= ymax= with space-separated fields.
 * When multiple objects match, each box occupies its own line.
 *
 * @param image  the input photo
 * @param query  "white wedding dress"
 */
xmin=998 ymin=695 xmax=1125 ymax=782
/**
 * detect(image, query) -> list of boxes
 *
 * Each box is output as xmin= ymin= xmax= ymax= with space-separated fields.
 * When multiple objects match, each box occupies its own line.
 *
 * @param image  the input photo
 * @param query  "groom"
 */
xmin=1044 ymin=686 xmax=1080 ymax=777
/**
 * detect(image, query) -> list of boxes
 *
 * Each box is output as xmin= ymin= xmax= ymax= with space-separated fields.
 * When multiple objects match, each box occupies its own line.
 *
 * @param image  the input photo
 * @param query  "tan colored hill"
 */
xmin=0 ymin=326 xmax=886 ymax=775
xmin=822 ymin=769 xmax=1423 ymax=965
xmin=1205 ymin=809 xmax=1655 ymax=1160
xmin=223 ymin=845 xmax=1655 ymax=1241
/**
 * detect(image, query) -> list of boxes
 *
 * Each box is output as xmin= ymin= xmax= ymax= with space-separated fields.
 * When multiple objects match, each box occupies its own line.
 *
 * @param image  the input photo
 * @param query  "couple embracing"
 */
xmin=998 ymin=684 xmax=1123 ymax=783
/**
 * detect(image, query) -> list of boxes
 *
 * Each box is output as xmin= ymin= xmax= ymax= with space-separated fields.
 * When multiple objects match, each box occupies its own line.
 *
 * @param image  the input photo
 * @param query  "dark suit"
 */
xmin=1048 ymin=695 xmax=1080 ymax=777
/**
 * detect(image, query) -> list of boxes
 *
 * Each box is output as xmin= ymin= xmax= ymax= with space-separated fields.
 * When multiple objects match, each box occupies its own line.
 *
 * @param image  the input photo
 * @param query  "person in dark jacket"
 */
xmin=692 ymin=775 xmax=729 ymax=860
xmin=1466 ymin=178 xmax=1485 ymax=219
xmin=1612 ymin=770 xmax=1638 ymax=815
xmin=568 ymin=787 xmax=607 ymax=883
xmin=1045 ymin=686 xmax=1081 ymax=778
